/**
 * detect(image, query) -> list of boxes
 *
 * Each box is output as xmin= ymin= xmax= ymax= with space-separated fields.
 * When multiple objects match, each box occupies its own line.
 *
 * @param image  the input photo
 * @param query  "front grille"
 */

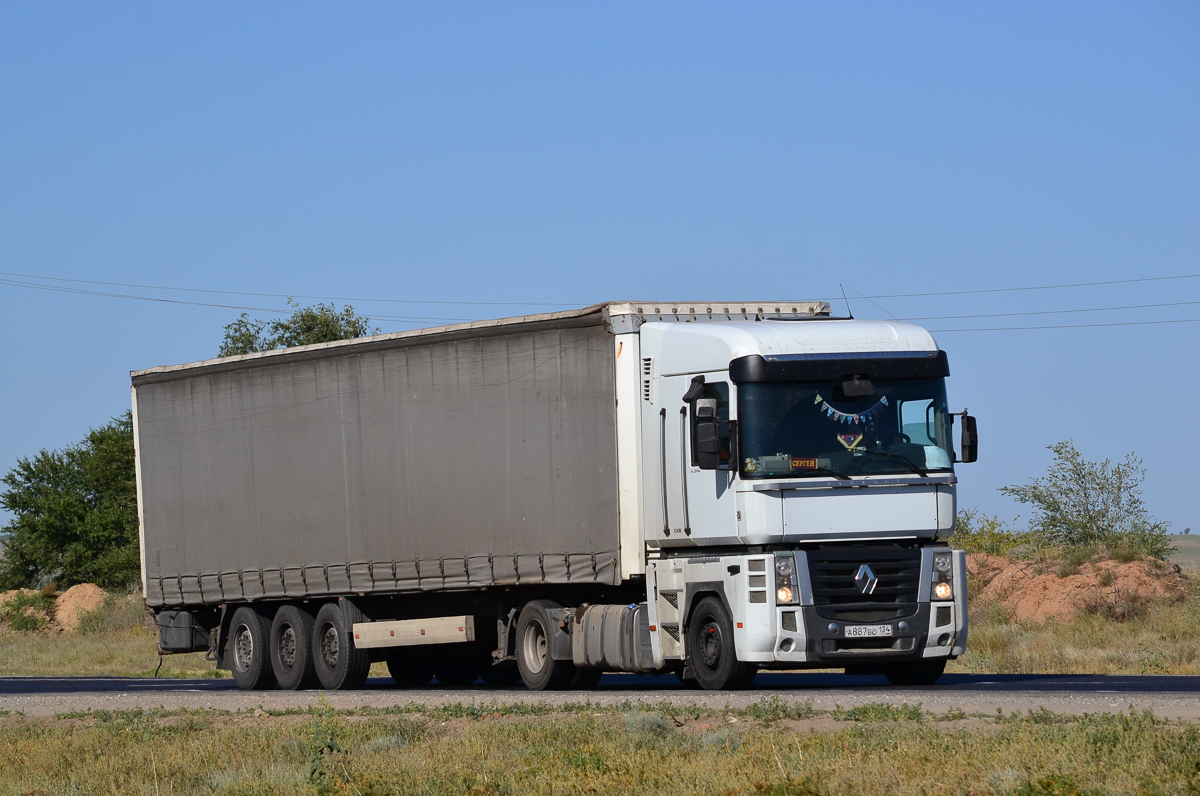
xmin=807 ymin=547 xmax=922 ymax=605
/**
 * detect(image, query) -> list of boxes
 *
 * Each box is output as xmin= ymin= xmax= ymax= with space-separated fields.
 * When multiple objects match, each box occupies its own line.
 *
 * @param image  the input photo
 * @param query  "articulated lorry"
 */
xmin=133 ymin=301 xmax=977 ymax=691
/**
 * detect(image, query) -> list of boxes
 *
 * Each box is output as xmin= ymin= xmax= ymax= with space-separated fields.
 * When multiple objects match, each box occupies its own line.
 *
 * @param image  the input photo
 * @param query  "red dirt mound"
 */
xmin=55 ymin=583 xmax=108 ymax=631
xmin=968 ymin=553 xmax=1189 ymax=622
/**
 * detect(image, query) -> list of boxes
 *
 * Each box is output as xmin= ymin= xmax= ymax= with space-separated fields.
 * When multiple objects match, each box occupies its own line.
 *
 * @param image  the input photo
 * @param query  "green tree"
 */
xmin=1000 ymin=440 xmax=1173 ymax=559
xmin=0 ymin=413 xmax=139 ymax=589
xmin=219 ymin=299 xmax=378 ymax=357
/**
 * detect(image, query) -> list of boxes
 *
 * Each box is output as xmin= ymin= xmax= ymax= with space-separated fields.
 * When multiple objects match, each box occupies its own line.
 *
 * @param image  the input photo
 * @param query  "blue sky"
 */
xmin=1 ymin=3 xmax=1197 ymax=531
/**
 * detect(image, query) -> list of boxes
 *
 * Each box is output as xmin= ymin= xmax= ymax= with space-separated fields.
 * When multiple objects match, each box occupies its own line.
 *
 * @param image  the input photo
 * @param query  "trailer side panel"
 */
xmin=136 ymin=324 xmax=620 ymax=607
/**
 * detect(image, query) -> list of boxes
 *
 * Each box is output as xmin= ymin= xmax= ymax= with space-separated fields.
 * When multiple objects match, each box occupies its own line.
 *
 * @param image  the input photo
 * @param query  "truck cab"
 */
xmin=623 ymin=309 xmax=974 ymax=688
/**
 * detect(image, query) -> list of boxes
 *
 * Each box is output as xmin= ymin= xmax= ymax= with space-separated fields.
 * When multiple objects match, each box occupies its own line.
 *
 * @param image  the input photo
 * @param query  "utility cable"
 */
xmin=0 ymin=270 xmax=574 ymax=308
xmin=828 ymin=272 xmax=1200 ymax=301
xmin=0 ymin=278 xmax=478 ymax=323
xmin=900 ymin=298 xmax=1200 ymax=322
xmin=929 ymin=317 xmax=1200 ymax=332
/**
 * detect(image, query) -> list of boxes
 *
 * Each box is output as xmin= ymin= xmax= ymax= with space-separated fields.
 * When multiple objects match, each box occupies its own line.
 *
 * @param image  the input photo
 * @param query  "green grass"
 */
xmin=1 ymin=703 xmax=1198 ymax=795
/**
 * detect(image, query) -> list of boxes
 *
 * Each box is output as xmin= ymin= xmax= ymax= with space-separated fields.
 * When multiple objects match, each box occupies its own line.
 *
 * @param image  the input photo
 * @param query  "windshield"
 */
xmin=738 ymin=378 xmax=954 ymax=479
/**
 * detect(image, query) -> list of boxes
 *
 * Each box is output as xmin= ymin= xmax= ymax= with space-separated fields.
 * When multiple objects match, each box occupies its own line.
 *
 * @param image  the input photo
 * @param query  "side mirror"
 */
xmin=694 ymin=397 xmax=721 ymax=470
xmin=957 ymin=414 xmax=978 ymax=463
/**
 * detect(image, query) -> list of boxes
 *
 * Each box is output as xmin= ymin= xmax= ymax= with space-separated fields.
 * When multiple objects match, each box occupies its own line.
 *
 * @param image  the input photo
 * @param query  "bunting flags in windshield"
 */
xmin=813 ymin=394 xmax=889 ymax=425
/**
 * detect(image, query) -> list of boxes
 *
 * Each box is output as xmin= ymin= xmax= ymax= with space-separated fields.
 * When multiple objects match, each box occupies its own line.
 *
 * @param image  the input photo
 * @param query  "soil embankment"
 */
xmin=967 ymin=553 xmax=1189 ymax=622
xmin=0 ymin=583 xmax=108 ymax=632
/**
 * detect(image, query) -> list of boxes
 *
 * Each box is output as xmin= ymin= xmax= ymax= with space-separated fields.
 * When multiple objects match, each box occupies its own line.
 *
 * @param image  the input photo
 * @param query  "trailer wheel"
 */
xmin=515 ymin=600 xmax=575 ymax=691
xmin=270 ymin=605 xmax=317 ymax=690
xmin=229 ymin=607 xmax=277 ymax=691
xmin=883 ymin=658 xmax=946 ymax=686
xmin=385 ymin=652 xmax=434 ymax=688
xmin=687 ymin=596 xmax=757 ymax=691
xmin=312 ymin=602 xmax=370 ymax=690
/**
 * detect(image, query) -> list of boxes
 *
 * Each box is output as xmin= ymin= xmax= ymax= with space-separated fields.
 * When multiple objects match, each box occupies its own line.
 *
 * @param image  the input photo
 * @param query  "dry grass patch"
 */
xmin=2 ymin=703 xmax=1199 ymax=795
xmin=951 ymin=573 xmax=1200 ymax=675
xmin=0 ymin=589 xmax=221 ymax=678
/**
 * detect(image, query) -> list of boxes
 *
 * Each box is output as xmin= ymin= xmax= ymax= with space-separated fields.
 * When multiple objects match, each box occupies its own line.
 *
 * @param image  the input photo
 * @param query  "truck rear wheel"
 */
xmin=312 ymin=602 xmax=370 ymax=690
xmin=229 ymin=607 xmax=277 ymax=691
xmin=687 ymin=596 xmax=757 ymax=691
xmin=515 ymin=600 xmax=576 ymax=691
xmin=270 ymin=605 xmax=317 ymax=690
xmin=883 ymin=658 xmax=946 ymax=686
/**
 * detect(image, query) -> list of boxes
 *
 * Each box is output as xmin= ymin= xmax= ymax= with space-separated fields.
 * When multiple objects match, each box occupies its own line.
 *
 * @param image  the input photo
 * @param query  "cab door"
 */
xmin=657 ymin=373 xmax=739 ymax=545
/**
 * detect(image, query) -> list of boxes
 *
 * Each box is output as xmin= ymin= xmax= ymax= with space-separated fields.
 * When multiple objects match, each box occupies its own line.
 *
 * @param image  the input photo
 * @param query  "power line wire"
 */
xmin=0 ymin=278 xmax=477 ymax=323
xmin=6 ymin=268 xmax=1199 ymax=307
xmin=901 ymin=298 xmax=1200 ymax=322
xmin=0 ymin=270 xmax=575 ymax=308
xmin=930 ymin=317 xmax=1200 ymax=332
xmin=823 ymin=272 xmax=1200 ymax=302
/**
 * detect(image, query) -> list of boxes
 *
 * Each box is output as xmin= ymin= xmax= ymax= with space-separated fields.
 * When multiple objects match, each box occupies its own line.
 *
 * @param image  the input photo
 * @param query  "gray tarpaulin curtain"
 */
xmin=136 ymin=322 xmax=621 ymax=608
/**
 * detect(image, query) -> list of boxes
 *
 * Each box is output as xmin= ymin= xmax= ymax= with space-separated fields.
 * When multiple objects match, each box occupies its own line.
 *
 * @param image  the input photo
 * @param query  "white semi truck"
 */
xmin=134 ymin=301 xmax=976 ymax=691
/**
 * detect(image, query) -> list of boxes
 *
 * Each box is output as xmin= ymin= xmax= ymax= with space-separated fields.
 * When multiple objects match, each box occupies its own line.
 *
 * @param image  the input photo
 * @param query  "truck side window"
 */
xmin=690 ymin=382 xmax=732 ymax=468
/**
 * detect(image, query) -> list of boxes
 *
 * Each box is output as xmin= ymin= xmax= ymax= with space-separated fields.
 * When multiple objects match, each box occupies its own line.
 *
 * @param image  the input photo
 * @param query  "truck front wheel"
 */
xmin=515 ymin=600 xmax=576 ymax=691
xmin=687 ymin=597 xmax=757 ymax=690
xmin=312 ymin=602 xmax=370 ymax=690
xmin=229 ymin=607 xmax=277 ymax=691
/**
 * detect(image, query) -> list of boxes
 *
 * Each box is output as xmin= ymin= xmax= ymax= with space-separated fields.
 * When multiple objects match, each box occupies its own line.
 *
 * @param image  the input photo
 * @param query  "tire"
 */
xmin=386 ymin=652 xmax=434 ymax=688
xmin=883 ymin=658 xmax=946 ymax=686
xmin=686 ymin=596 xmax=756 ymax=691
xmin=270 ymin=604 xmax=317 ymax=690
xmin=435 ymin=658 xmax=481 ymax=687
xmin=515 ymin=600 xmax=576 ymax=691
xmin=228 ymin=606 xmax=277 ymax=691
xmin=312 ymin=601 xmax=371 ymax=691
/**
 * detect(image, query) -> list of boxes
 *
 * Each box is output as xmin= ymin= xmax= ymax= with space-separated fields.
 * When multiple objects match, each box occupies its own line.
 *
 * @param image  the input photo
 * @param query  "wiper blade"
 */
xmin=855 ymin=449 xmax=928 ymax=477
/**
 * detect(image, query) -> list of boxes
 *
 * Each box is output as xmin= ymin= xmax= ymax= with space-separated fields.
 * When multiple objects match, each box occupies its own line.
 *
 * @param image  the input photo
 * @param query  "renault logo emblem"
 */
xmin=854 ymin=564 xmax=878 ymax=595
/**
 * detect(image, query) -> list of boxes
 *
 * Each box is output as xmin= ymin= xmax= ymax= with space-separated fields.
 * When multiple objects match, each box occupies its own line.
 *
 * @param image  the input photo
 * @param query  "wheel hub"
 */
xmin=522 ymin=622 xmax=547 ymax=674
xmin=699 ymin=622 xmax=722 ymax=667
xmin=279 ymin=625 xmax=297 ymax=670
xmin=233 ymin=625 xmax=254 ymax=672
xmin=321 ymin=625 xmax=340 ymax=669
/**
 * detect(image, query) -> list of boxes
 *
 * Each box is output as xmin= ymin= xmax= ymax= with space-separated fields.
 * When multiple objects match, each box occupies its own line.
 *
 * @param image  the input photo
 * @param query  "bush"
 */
xmin=0 ymin=414 xmax=138 ymax=589
xmin=0 ymin=591 xmax=54 ymax=631
xmin=950 ymin=509 xmax=1024 ymax=556
xmin=219 ymin=299 xmax=378 ymax=357
xmin=1000 ymin=441 xmax=1174 ymax=560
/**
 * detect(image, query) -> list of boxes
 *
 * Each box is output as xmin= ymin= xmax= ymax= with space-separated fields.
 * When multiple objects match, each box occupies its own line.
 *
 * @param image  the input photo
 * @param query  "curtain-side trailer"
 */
xmin=134 ymin=301 xmax=977 ymax=691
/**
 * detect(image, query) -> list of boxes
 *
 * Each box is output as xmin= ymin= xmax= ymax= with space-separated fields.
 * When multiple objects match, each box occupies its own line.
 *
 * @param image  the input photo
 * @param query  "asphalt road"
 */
xmin=3 ymin=672 xmax=1199 ymax=718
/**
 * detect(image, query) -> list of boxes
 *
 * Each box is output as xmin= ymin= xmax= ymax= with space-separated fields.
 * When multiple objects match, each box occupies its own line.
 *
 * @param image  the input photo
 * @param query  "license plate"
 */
xmin=843 ymin=624 xmax=893 ymax=638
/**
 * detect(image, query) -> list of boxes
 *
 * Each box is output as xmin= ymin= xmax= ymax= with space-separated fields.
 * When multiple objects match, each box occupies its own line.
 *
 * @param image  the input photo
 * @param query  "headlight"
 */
xmin=774 ymin=553 xmax=800 ymax=604
xmin=934 ymin=553 xmax=951 ymax=573
xmin=933 ymin=582 xmax=953 ymax=600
